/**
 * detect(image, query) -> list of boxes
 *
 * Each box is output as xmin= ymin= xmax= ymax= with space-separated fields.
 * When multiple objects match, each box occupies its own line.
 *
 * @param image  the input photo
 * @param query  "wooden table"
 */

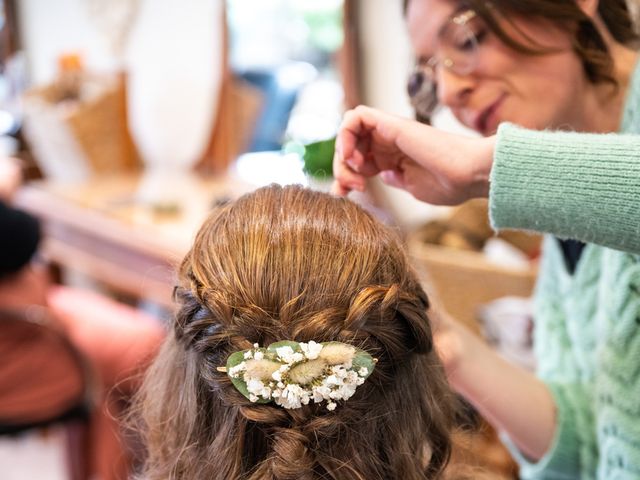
xmin=14 ymin=173 xmax=251 ymax=308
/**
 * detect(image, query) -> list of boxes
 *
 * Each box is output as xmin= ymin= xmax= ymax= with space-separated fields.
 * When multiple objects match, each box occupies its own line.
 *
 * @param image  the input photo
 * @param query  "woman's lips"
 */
xmin=474 ymin=94 xmax=506 ymax=134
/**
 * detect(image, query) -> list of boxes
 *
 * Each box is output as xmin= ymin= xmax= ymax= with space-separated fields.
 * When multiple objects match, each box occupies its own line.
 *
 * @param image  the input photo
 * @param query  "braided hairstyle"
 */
xmin=134 ymin=185 xmax=456 ymax=480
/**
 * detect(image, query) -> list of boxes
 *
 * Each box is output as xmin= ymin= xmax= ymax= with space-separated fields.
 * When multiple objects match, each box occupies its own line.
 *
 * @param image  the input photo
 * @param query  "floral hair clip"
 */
xmin=217 ymin=341 xmax=376 ymax=411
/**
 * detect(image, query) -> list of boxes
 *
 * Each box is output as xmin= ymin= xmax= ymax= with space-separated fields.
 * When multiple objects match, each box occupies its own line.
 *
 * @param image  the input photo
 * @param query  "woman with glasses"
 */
xmin=334 ymin=1 xmax=640 ymax=479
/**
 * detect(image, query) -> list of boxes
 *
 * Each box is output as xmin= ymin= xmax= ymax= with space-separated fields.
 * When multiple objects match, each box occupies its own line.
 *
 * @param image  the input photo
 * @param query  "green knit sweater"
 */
xmin=490 ymin=63 xmax=640 ymax=479
xmin=490 ymin=61 xmax=640 ymax=254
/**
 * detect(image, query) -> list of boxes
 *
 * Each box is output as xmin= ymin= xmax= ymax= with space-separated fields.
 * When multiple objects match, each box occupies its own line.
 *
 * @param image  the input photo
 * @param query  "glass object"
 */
xmin=406 ymin=9 xmax=479 ymax=120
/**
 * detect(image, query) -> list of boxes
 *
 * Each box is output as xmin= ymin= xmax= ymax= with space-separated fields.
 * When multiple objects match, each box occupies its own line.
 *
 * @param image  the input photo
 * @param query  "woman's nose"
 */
xmin=436 ymin=67 xmax=475 ymax=108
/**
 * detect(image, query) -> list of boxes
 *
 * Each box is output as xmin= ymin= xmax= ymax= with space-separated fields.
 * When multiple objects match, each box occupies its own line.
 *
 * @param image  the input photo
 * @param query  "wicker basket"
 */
xmin=407 ymin=224 xmax=539 ymax=334
xmin=21 ymin=73 xmax=140 ymax=181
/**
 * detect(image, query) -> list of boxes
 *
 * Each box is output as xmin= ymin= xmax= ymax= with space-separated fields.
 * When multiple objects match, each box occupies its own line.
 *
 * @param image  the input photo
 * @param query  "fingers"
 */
xmin=331 ymin=165 xmax=365 ymax=194
xmin=333 ymin=105 xmax=402 ymax=196
xmin=338 ymin=106 xmax=375 ymax=172
xmin=380 ymin=170 xmax=405 ymax=189
xmin=332 ymin=135 xmax=366 ymax=195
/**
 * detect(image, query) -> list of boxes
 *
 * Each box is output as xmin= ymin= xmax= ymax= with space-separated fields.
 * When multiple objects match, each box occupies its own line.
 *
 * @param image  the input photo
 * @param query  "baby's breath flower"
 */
xmin=260 ymin=386 xmax=272 ymax=398
xmin=358 ymin=367 xmax=368 ymax=377
xmin=228 ymin=362 xmax=246 ymax=378
xmin=312 ymin=385 xmax=331 ymax=403
xmin=277 ymin=384 xmax=305 ymax=409
xmin=333 ymin=365 xmax=348 ymax=379
xmin=325 ymin=374 xmax=340 ymax=387
xmin=339 ymin=382 xmax=357 ymax=400
xmin=254 ymin=351 xmax=264 ymax=361
xmin=326 ymin=401 xmax=337 ymax=411
xmin=301 ymin=341 xmax=323 ymax=360
xmin=275 ymin=346 xmax=296 ymax=363
xmin=246 ymin=379 xmax=265 ymax=396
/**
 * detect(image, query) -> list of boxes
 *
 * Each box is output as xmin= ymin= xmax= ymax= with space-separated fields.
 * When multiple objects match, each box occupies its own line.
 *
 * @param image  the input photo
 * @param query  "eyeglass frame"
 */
xmin=407 ymin=8 xmax=480 ymax=121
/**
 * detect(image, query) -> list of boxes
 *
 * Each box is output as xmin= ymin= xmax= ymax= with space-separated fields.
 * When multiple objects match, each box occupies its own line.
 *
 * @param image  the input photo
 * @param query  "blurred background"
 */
xmin=0 ymin=1 xmax=537 ymax=479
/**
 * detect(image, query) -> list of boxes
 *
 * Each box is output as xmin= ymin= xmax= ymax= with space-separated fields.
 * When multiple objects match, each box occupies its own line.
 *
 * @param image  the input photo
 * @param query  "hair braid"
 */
xmin=134 ymin=185 xmax=458 ymax=480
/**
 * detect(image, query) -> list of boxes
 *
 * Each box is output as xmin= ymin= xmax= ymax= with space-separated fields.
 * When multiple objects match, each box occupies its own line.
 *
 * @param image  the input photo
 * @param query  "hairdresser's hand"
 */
xmin=428 ymin=305 xmax=466 ymax=375
xmin=333 ymin=105 xmax=495 ymax=206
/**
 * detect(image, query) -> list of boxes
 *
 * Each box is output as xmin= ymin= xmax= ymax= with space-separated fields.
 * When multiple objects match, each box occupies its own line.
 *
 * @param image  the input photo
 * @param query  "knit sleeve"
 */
xmin=503 ymin=382 xmax=596 ymax=480
xmin=489 ymin=123 xmax=640 ymax=254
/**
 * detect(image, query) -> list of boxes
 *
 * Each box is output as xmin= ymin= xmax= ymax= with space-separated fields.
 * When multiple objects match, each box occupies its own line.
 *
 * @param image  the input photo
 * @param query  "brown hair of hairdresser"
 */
xmin=132 ymin=185 xmax=458 ymax=479
xmin=404 ymin=0 xmax=639 ymax=87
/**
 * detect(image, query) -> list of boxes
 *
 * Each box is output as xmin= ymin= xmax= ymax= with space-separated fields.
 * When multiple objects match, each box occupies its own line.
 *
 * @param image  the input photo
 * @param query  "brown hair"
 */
xmin=404 ymin=0 xmax=639 ymax=86
xmin=133 ymin=185 xmax=457 ymax=479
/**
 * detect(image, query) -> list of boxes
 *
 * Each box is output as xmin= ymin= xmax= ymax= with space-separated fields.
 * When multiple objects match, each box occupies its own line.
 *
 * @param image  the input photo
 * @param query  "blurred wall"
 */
xmin=17 ymin=0 xmax=117 ymax=84
xmin=16 ymin=0 xmax=223 ymax=170
xmin=357 ymin=0 xmax=413 ymax=117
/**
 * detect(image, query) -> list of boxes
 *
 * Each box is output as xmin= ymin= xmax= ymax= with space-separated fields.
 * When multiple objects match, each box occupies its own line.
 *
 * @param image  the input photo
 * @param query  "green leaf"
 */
xmin=303 ymin=138 xmax=335 ymax=178
xmin=225 ymin=349 xmax=271 ymax=404
xmin=351 ymin=347 xmax=376 ymax=380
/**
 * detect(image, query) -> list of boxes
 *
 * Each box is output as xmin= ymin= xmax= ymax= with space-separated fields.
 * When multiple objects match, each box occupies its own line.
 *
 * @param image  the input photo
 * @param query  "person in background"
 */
xmin=0 ymin=200 xmax=164 ymax=480
xmin=131 ymin=184 xmax=501 ymax=480
xmin=333 ymin=1 xmax=640 ymax=478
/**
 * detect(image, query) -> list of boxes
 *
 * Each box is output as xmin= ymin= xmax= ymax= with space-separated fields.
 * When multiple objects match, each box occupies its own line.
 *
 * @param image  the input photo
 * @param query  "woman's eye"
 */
xmin=473 ymin=28 xmax=488 ymax=45
xmin=456 ymin=37 xmax=475 ymax=51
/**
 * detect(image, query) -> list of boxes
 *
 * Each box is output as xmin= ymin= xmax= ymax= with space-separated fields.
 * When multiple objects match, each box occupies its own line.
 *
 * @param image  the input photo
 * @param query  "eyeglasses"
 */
xmin=407 ymin=9 xmax=480 ymax=121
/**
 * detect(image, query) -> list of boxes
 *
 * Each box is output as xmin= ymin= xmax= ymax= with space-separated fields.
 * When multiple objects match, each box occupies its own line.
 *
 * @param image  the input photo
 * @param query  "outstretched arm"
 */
xmin=334 ymin=106 xmax=640 ymax=254
xmin=490 ymin=123 xmax=640 ymax=254
xmin=332 ymin=105 xmax=494 ymax=205
xmin=434 ymin=315 xmax=556 ymax=461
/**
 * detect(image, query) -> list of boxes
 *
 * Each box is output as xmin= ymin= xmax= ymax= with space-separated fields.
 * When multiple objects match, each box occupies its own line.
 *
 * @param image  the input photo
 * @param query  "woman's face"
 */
xmin=407 ymin=0 xmax=590 ymax=135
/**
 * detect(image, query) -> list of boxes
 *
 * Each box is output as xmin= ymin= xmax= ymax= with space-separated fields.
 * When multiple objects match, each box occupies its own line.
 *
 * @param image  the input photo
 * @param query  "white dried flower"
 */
xmin=254 ymin=351 xmax=264 ymax=361
xmin=276 ymin=384 xmax=306 ymax=409
xmin=300 ymin=341 xmax=323 ymax=360
xmin=318 ymin=343 xmax=355 ymax=366
xmin=312 ymin=385 xmax=331 ymax=403
xmin=275 ymin=346 xmax=296 ymax=363
xmin=228 ymin=361 xmax=246 ymax=378
xmin=288 ymin=358 xmax=327 ymax=385
xmin=358 ymin=367 xmax=368 ymax=377
xmin=244 ymin=359 xmax=281 ymax=381
xmin=325 ymin=374 xmax=340 ymax=387
xmin=246 ymin=379 xmax=265 ymax=396
xmin=326 ymin=402 xmax=337 ymax=411
xmin=332 ymin=365 xmax=349 ymax=379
